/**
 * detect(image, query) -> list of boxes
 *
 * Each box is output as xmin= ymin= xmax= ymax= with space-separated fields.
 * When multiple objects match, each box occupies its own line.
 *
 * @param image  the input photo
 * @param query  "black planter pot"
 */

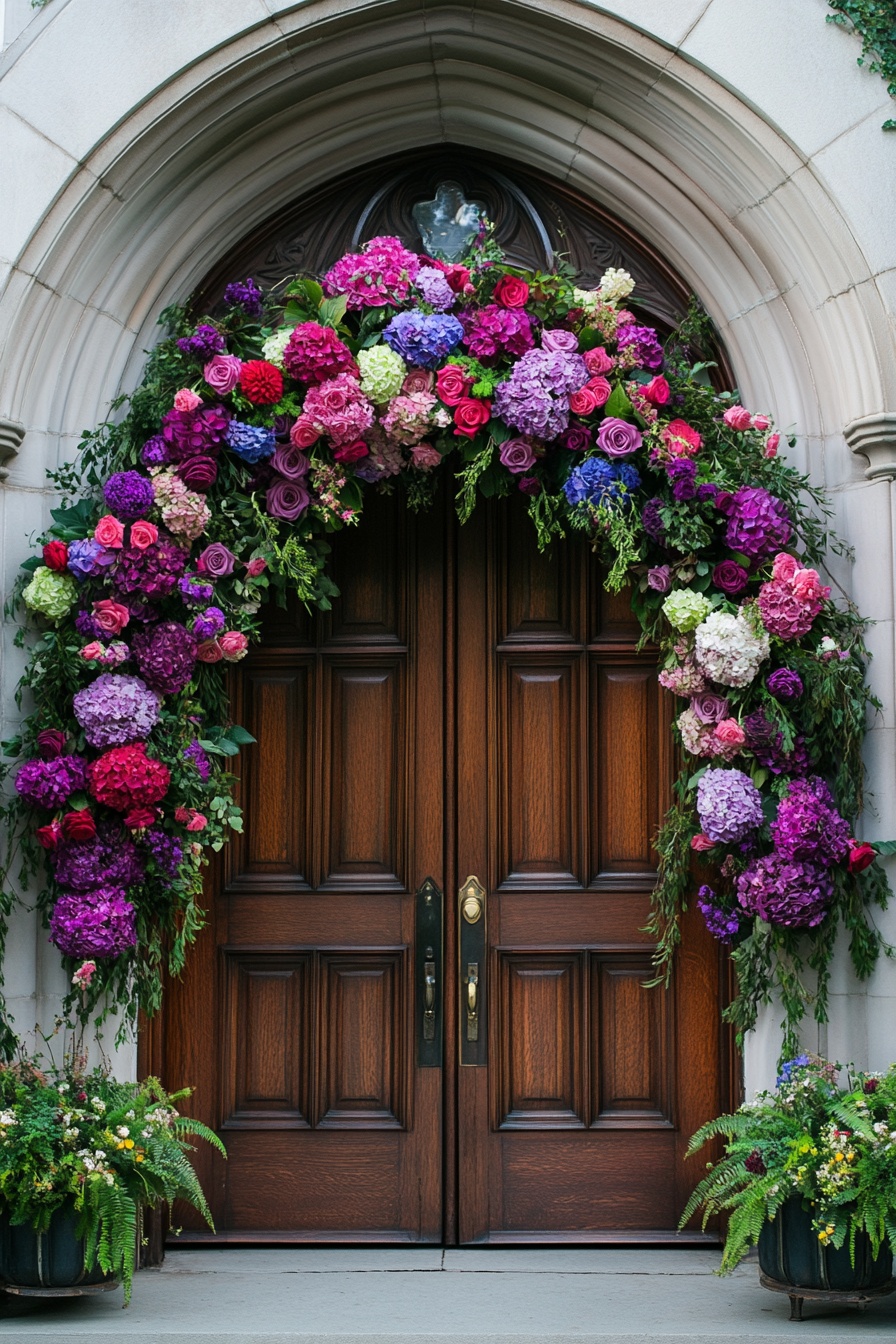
xmin=0 ymin=1206 xmax=118 ymax=1297
xmin=758 ymin=1197 xmax=894 ymax=1320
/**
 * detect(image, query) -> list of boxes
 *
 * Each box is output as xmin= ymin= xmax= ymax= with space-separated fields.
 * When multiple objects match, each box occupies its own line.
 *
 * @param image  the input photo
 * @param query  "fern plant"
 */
xmin=681 ymin=1055 xmax=896 ymax=1272
xmin=0 ymin=1053 xmax=225 ymax=1302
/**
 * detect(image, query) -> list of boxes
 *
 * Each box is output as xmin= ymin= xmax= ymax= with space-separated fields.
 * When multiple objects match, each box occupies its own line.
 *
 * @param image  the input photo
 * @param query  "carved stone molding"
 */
xmin=845 ymin=413 xmax=896 ymax=481
xmin=0 ymin=417 xmax=24 ymax=481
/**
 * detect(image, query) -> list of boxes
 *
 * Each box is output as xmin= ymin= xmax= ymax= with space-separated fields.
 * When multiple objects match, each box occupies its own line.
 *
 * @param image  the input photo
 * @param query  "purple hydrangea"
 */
xmin=179 ymin=574 xmax=215 ymax=606
xmin=184 ymin=739 xmax=211 ymax=781
xmin=767 ymin=668 xmax=804 ymax=701
xmin=415 ymin=266 xmax=455 ymax=311
xmin=461 ymin=305 xmax=535 ymax=362
xmin=696 ymin=483 xmax=719 ymax=503
xmin=192 ymin=606 xmax=226 ymax=640
xmin=114 ymin=537 xmax=187 ymax=601
xmin=75 ymin=609 xmax=105 ymax=641
xmin=103 ymin=471 xmax=155 ymax=522
xmin=177 ymin=324 xmax=225 ymax=361
xmin=723 ymin=487 xmax=792 ymax=559
xmin=493 ymin=349 xmax=588 ymax=440
xmin=161 ymin=405 xmax=230 ymax=461
xmin=50 ymin=888 xmax=137 ymax=958
xmin=666 ymin=458 xmax=697 ymax=501
xmin=736 ymin=854 xmax=834 ymax=929
xmin=67 ymin=538 xmax=116 ymax=581
xmin=15 ymin=756 xmax=89 ymax=810
xmin=142 ymin=825 xmax=185 ymax=879
xmin=131 ymin=621 xmax=198 ymax=696
xmin=696 ymin=768 xmax=764 ymax=844
xmin=616 ymin=322 xmax=664 ymax=371
xmin=743 ymin=710 xmax=778 ymax=753
xmin=72 ymin=673 xmax=161 ymax=749
xmin=223 ymin=278 xmax=264 ymax=317
xmin=141 ymin=435 xmax=170 ymax=467
xmin=697 ymin=885 xmax=741 ymax=941
xmin=642 ymin=497 xmax=667 ymax=543
xmin=53 ymin=822 xmax=145 ymax=892
xmin=383 ymin=312 xmax=464 ymax=368
xmin=771 ymin=776 xmax=851 ymax=867
xmin=564 ymin=456 xmax=640 ymax=509
xmin=227 ymin=420 xmax=276 ymax=464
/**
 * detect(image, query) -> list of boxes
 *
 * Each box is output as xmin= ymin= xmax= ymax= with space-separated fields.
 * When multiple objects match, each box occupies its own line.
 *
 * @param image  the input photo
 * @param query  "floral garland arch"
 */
xmin=1 ymin=233 xmax=891 ymax=1062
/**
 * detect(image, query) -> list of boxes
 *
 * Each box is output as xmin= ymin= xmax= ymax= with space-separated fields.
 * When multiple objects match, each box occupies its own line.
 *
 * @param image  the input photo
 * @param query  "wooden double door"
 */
xmin=158 ymin=489 xmax=726 ymax=1243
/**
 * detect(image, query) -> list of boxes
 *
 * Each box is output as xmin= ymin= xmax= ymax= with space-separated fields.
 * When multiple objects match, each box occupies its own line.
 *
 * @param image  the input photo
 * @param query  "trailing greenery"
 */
xmin=827 ymin=0 xmax=896 ymax=129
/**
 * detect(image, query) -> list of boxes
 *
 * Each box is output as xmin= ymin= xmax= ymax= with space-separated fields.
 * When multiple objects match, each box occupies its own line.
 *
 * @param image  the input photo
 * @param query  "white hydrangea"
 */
xmin=597 ymin=267 xmax=635 ymax=303
xmin=694 ymin=610 xmax=770 ymax=688
xmin=573 ymin=287 xmax=599 ymax=316
xmin=261 ymin=327 xmax=294 ymax=369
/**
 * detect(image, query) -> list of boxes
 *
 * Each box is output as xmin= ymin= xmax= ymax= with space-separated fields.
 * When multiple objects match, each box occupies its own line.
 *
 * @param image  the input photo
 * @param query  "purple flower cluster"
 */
xmin=771 ymin=776 xmax=851 ymax=867
xmin=616 ymin=322 xmax=664 ymax=371
xmin=184 ymin=740 xmax=211 ymax=781
xmin=666 ymin=458 xmax=697 ymax=501
xmin=67 ymin=539 xmax=115 ymax=581
xmin=50 ymin=888 xmax=137 ymax=958
xmin=72 ymin=673 xmax=161 ymax=749
xmin=15 ymin=756 xmax=88 ymax=810
xmin=177 ymin=324 xmax=225 ymax=362
xmin=141 ymin=435 xmax=169 ymax=467
xmin=53 ymin=823 xmax=145 ymax=891
xmin=114 ymin=537 xmax=187 ymax=600
xmin=461 ymin=304 xmax=535 ymax=362
xmin=142 ymin=825 xmax=185 ymax=879
xmin=132 ymin=621 xmax=197 ymax=695
xmin=226 ymin=420 xmax=276 ymax=464
xmin=161 ymin=405 xmax=230 ymax=461
xmin=767 ymin=668 xmax=803 ymax=701
xmin=103 ymin=471 xmax=155 ymax=522
xmin=642 ymin=497 xmax=667 ymax=543
xmin=736 ymin=854 xmax=834 ymax=929
xmin=696 ymin=768 xmax=764 ymax=844
xmin=415 ymin=266 xmax=455 ymax=310
xmin=179 ymin=574 xmax=215 ymax=606
xmin=722 ymin=487 xmax=792 ymax=559
xmin=192 ymin=606 xmax=225 ymax=640
xmin=223 ymin=278 xmax=264 ymax=317
xmin=493 ymin=349 xmax=588 ymax=440
xmin=383 ymin=312 xmax=464 ymax=368
xmin=697 ymin=885 xmax=740 ymax=941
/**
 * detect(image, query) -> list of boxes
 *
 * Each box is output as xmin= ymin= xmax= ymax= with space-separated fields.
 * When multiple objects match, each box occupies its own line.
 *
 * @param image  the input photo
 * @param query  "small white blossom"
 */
xmin=597 ymin=267 xmax=635 ymax=303
xmin=261 ymin=328 xmax=293 ymax=370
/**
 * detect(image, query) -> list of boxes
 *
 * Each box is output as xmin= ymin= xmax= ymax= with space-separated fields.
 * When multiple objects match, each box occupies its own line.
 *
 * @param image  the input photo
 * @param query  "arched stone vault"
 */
xmin=1 ymin=0 xmax=894 ymax=1080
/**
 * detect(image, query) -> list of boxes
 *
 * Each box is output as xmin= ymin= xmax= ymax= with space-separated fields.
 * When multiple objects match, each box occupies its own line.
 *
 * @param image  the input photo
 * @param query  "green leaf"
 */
xmin=223 ymin=725 xmax=256 ymax=746
xmin=318 ymin=295 xmax=349 ymax=329
xmin=872 ymin=840 xmax=896 ymax=855
xmin=603 ymin=384 xmax=634 ymax=420
xmin=19 ymin=556 xmax=42 ymax=574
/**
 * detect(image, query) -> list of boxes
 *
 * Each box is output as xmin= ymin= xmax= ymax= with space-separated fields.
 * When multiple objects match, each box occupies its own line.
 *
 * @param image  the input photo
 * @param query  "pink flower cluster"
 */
xmin=758 ymin=552 xmax=830 ymax=641
xmin=294 ymin=374 xmax=374 ymax=448
xmin=323 ymin=236 xmax=420 ymax=309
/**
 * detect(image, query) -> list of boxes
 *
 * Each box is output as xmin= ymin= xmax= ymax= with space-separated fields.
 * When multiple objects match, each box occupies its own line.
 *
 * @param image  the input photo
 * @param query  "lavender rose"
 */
xmin=541 ymin=329 xmax=579 ymax=354
xmin=499 ymin=438 xmax=537 ymax=474
xmin=271 ymin=443 xmax=311 ymax=480
xmin=197 ymin=542 xmax=237 ymax=578
xmin=647 ymin=565 xmax=672 ymax=593
xmin=266 ymin=476 xmax=311 ymax=521
xmin=596 ymin=417 xmax=642 ymax=458
xmin=203 ymin=355 xmax=242 ymax=395
xmin=690 ymin=692 xmax=730 ymax=724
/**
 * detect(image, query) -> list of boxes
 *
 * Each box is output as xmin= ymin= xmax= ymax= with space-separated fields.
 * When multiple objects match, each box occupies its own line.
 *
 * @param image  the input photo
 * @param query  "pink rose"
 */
xmin=403 ymin=369 xmax=435 ymax=395
xmin=569 ymin=377 xmax=612 ymax=416
xmin=92 ymin=599 xmax=130 ymax=635
xmin=493 ymin=275 xmax=530 ymax=308
xmin=499 ymin=437 xmax=537 ymax=473
xmin=72 ymin=960 xmax=97 ymax=988
xmin=333 ymin=440 xmax=369 ymax=465
xmin=723 ymin=405 xmax=752 ymax=431
xmin=584 ymin=347 xmax=613 ymax=376
xmin=792 ymin=567 xmax=829 ymax=603
xmin=203 ymin=355 xmax=242 ymax=396
xmin=94 ymin=515 xmax=125 ymax=549
xmin=453 ymin=398 xmax=491 ymax=439
xmin=186 ymin=813 xmax=208 ymax=833
xmin=196 ymin=640 xmax=224 ymax=663
xmin=436 ymin=365 xmax=474 ymax=406
xmin=661 ymin=419 xmax=702 ymax=457
xmin=174 ymin=388 xmax=203 ymax=413
xmin=771 ymin=552 xmax=799 ymax=583
xmin=245 ymin=557 xmax=267 ymax=578
xmin=219 ymin=631 xmax=249 ymax=662
xmin=713 ymin=718 xmax=745 ymax=749
xmin=765 ymin=433 xmax=780 ymax=459
xmin=174 ymin=806 xmax=191 ymax=824
xmin=290 ymin=416 xmax=321 ymax=450
xmin=80 ymin=642 xmax=106 ymax=661
xmin=690 ymin=833 xmax=716 ymax=852
xmin=411 ymin=444 xmax=442 ymax=470
xmin=197 ymin=543 xmax=237 ymax=578
xmin=129 ymin=520 xmax=159 ymax=550
xmin=643 ymin=375 xmax=671 ymax=407
xmin=751 ymin=414 xmax=770 ymax=431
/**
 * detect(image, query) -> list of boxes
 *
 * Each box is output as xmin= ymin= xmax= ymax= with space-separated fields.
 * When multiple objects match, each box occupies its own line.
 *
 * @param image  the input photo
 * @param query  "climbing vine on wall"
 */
xmin=827 ymin=0 xmax=896 ymax=128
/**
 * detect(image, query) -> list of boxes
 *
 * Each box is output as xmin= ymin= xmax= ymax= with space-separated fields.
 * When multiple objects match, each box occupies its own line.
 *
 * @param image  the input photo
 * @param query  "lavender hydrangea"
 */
xmin=50 ymin=888 xmax=137 ymax=958
xmin=192 ymin=606 xmax=226 ymax=640
xmin=736 ymin=854 xmax=834 ymax=929
xmin=177 ymin=324 xmax=225 ymax=361
xmin=132 ymin=621 xmax=198 ymax=695
xmin=696 ymin=768 xmax=764 ymax=844
xmin=226 ymin=420 xmax=276 ymax=464
xmin=493 ymin=349 xmax=588 ymax=440
xmin=383 ymin=312 xmax=464 ymax=368
xmin=73 ymin=673 xmax=162 ymax=749
xmin=53 ymin=823 xmax=145 ymax=891
xmin=67 ymin=539 xmax=116 ymax=581
xmin=223 ymin=278 xmax=264 ymax=317
xmin=770 ymin=776 xmax=851 ymax=867
xmin=723 ymin=487 xmax=792 ymax=559
xmin=697 ymin=885 xmax=741 ymax=941
xmin=15 ymin=756 xmax=88 ymax=810
xmin=415 ymin=266 xmax=455 ymax=310
xmin=103 ymin=471 xmax=155 ymax=521
xmin=142 ymin=826 xmax=185 ymax=879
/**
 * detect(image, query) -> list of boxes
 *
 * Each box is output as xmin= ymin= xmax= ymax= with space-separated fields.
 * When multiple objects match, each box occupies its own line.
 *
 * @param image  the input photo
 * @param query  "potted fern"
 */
xmin=681 ymin=1055 xmax=896 ymax=1314
xmin=0 ymin=1049 xmax=224 ymax=1302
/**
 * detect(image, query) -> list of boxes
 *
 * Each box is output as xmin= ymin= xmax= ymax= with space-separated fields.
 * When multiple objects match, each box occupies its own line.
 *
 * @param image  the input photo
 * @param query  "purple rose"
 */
xmin=596 ymin=417 xmax=642 ymax=458
xmin=766 ymin=668 xmax=803 ymax=701
xmin=647 ymin=565 xmax=672 ymax=593
xmin=266 ymin=476 xmax=311 ymax=521
xmin=541 ymin=328 xmax=579 ymax=354
xmin=691 ymin=692 xmax=730 ymax=724
xmin=499 ymin=438 xmax=537 ymax=473
xmin=559 ymin=424 xmax=592 ymax=453
xmin=518 ymin=475 xmax=542 ymax=496
xmin=271 ymin=443 xmax=311 ymax=481
xmin=712 ymin=560 xmax=749 ymax=596
xmin=203 ymin=355 xmax=242 ymax=395
xmin=177 ymin=456 xmax=218 ymax=492
xmin=197 ymin=543 xmax=237 ymax=578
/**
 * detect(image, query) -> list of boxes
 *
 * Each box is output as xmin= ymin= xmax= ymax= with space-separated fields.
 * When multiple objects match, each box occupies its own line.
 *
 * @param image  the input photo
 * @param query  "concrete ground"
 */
xmin=1 ymin=1246 xmax=895 ymax=1343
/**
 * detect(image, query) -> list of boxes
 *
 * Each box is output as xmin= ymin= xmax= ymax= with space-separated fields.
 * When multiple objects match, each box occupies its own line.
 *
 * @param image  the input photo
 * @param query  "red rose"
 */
xmin=443 ymin=263 xmax=471 ymax=293
xmin=124 ymin=806 xmax=158 ymax=830
xmin=643 ymin=376 xmax=671 ymax=407
xmin=453 ymin=398 xmax=491 ymax=439
xmin=36 ymin=822 xmax=62 ymax=851
xmin=436 ymin=365 xmax=474 ymax=406
xmin=333 ymin=440 xmax=369 ymax=465
xmin=62 ymin=809 xmax=97 ymax=842
xmin=43 ymin=541 xmax=69 ymax=572
xmin=493 ymin=275 xmax=530 ymax=309
xmin=239 ymin=360 xmax=284 ymax=406
xmin=848 ymin=843 xmax=875 ymax=874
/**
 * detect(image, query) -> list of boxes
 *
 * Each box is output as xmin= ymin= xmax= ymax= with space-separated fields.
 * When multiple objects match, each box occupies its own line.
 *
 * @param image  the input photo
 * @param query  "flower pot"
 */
xmin=0 ymin=1206 xmax=118 ymax=1297
xmin=758 ymin=1197 xmax=894 ymax=1319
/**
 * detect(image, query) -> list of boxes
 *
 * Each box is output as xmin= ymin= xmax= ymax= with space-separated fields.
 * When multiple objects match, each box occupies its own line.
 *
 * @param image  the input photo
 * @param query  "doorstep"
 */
xmin=1 ymin=1246 xmax=895 ymax=1344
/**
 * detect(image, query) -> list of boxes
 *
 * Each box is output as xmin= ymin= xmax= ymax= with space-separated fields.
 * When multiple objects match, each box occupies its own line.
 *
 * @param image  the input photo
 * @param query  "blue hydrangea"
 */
xmin=226 ymin=420 xmax=276 ymax=464
xmin=383 ymin=311 xmax=464 ymax=368
xmin=67 ymin=538 xmax=116 ymax=581
xmin=564 ymin=456 xmax=641 ymax=509
xmin=776 ymin=1054 xmax=811 ymax=1087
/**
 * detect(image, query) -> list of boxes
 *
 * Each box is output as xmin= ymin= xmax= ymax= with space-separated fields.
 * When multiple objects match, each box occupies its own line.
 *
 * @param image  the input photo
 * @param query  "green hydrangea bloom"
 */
xmin=357 ymin=345 xmax=407 ymax=404
xmin=662 ymin=588 xmax=712 ymax=633
xmin=261 ymin=328 xmax=293 ymax=370
xmin=23 ymin=566 xmax=79 ymax=622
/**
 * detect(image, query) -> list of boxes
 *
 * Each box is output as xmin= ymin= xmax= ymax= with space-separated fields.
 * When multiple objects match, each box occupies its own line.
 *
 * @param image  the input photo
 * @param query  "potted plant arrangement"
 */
xmin=0 ymin=1037 xmax=224 ymax=1303
xmin=681 ymin=1054 xmax=896 ymax=1319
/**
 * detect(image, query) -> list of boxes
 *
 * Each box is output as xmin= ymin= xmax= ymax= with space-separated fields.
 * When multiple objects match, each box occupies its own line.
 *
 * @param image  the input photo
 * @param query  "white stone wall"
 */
xmin=1 ymin=0 xmax=894 ymax=1092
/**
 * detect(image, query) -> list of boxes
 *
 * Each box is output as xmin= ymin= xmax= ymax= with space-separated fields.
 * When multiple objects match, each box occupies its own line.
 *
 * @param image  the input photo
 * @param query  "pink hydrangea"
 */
xmin=758 ymin=553 xmax=829 ymax=640
xmin=323 ymin=236 xmax=420 ymax=309
xmin=283 ymin=323 xmax=356 ymax=384
xmin=302 ymin=374 xmax=374 ymax=447
xmin=381 ymin=392 xmax=438 ymax=445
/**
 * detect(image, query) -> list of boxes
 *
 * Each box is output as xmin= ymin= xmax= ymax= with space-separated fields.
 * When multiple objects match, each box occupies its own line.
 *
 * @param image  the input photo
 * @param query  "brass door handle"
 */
xmin=423 ymin=961 xmax=436 ymax=1042
xmin=465 ymin=962 xmax=479 ymax=1042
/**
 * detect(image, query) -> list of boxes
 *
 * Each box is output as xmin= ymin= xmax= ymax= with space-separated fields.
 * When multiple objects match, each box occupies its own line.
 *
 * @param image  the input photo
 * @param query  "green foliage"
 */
xmin=827 ymin=0 xmax=896 ymax=129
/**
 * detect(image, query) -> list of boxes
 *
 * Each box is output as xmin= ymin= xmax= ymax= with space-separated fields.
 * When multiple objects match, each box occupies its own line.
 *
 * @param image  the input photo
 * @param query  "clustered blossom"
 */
xmin=104 ymin=472 xmax=155 ymax=522
xmin=383 ymin=312 xmax=464 ymax=368
xmin=381 ymin=392 xmax=439 ymax=445
xmin=696 ymin=768 xmax=764 ymax=844
xmin=697 ymin=885 xmax=741 ymax=941
xmin=142 ymin=826 xmax=185 ymax=879
xmin=226 ymin=420 xmax=276 ymax=464
xmin=53 ymin=823 xmax=144 ymax=891
xmin=415 ymin=266 xmax=455 ymax=310
xmin=356 ymin=345 xmax=407 ymax=404
xmin=771 ymin=777 xmax=851 ymax=867
xmin=721 ymin=487 xmax=792 ymax=559
xmin=616 ymin=322 xmax=663 ymax=371
xmin=131 ymin=622 xmax=197 ymax=695
xmin=298 ymin=374 xmax=374 ymax=447
xmin=23 ymin=568 xmax=79 ymax=621
xmin=736 ymin=854 xmax=834 ymax=929
xmin=223 ymin=278 xmax=264 ymax=317
xmin=323 ymin=235 xmax=420 ymax=308
xmin=176 ymin=324 xmax=225 ymax=362
xmin=564 ymin=456 xmax=640 ymax=510
xmin=662 ymin=589 xmax=712 ymax=633
xmin=67 ymin=539 xmax=116 ymax=581
xmin=694 ymin=610 xmax=770 ymax=687
xmin=758 ymin=552 xmax=829 ymax=640
xmin=88 ymin=744 xmax=171 ymax=812
xmin=113 ymin=537 xmax=187 ymax=601
xmin=50 ymin=888 xmax=137 ymax=958
xmin=462 ymin=304 xmax=535 ymax=362
xmin=150 ymin=469 xmax=212 ymax=541
xmin=73 ymin=674 xmax=161 ymax=749
xmin=493 ymin=349 xmax=587 ymax=439
xmin=16 ymin=756 xmax=89 ymax=810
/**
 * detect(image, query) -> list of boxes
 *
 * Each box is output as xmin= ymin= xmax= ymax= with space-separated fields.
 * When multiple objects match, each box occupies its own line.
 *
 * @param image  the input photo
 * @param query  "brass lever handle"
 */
xmin=465 ymin=962 xmax=479 ymax=1042
xmin=423 ymin=960 xmax=436 ymax=1042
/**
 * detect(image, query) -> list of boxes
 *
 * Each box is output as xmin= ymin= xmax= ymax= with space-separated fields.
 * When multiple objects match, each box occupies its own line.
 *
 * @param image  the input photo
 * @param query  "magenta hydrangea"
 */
xmin=52 ymin=823 xmax=145 ymax=892
xmin=161 ymin=405 xmax=230 ymax=461
xmin=50 ymin=888 xmax=137 ymax=958
xmin=696 ymin=768 xmax=764 ymax=844
xmin=770 ymin=776 xmax=851 ymax=867
xmin=323 ymin=236 xmax=420 ymax=309
xmin=282 ymin=323 xmax=356 ymax=384
xmin=114 ymin=537 xmax=188 ymax=601
xmin=616 ymin=322 xmax=664 ymax=371
xmin=15 ymin=756 xmax=89 ymax=810
xmin=131 ymin=621 xmax=198 ymax=695
xmin=722 ymin=487 xmax=792 ymax=559
xmin=736 ymin=854 xmax=834 ymax=929
xmin=461 ymin=304 xmax=535 ymax=362
xmin=492 ymin=349 xmax=588 ymax=440
xmin=73 ymin=673 xmax=162 ymax=749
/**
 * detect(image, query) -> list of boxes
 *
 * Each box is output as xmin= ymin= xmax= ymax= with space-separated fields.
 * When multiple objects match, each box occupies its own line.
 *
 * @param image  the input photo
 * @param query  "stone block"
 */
xmin=0 ymin=104 xmax=77 ymax=270
xmin=813 ymin=117 xmax=896 ymax=281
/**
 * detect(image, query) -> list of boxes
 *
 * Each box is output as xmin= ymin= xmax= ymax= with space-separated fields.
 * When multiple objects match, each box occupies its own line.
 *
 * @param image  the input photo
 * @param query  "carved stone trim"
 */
xmin=0 ymin=417 xmax=24 ymax=481
xmin=845 ymin=412 xmax=896 ymax=481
